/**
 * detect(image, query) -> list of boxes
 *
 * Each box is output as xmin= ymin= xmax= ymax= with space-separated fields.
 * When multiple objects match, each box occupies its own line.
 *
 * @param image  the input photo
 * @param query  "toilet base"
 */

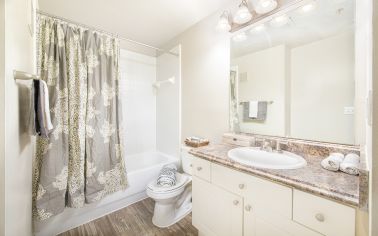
xmin=152 ymin=202 xmax=192 ymax=228
xmin=151 ymin=185 xmax=192 ymax=228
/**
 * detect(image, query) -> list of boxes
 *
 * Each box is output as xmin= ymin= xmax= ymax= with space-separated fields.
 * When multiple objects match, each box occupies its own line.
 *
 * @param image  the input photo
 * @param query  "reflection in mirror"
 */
xmin=230 ymin=0 xmax=355 ymax=144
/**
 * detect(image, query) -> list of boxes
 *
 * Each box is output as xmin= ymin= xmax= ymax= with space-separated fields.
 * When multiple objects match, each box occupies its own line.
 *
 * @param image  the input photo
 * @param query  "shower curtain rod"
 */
xmin=37 ymin=10 xmax=179 ymax=57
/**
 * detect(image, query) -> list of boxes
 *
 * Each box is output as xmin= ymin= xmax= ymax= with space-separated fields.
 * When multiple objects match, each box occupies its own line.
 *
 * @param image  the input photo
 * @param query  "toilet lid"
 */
xmin=147 ymin=173 xmax=189 ymax=193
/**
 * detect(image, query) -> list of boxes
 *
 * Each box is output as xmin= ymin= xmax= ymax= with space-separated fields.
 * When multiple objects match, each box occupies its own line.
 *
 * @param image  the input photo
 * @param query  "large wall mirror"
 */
xmin=230 ymin=0 xmax=356 ymax=144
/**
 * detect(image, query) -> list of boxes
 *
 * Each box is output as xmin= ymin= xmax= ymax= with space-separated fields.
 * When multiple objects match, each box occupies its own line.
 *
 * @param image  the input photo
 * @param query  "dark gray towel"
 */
xmin=33 ymin=80 xmax=41 ymax=135
xmin=31 ymin=79 xmax=53 ymax=138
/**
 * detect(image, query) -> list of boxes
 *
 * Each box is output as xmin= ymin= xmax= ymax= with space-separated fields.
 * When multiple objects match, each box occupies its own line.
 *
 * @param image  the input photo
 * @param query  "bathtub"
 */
xmin=36 ymin=152 xmax=179 ymax=236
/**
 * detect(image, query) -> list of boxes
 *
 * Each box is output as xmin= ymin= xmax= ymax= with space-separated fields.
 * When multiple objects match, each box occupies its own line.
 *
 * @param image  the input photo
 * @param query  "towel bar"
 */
xmin=13 ymin=70 xmax=40 ymax=80
xmin=239 ymin=101 xmax=273 ymax=105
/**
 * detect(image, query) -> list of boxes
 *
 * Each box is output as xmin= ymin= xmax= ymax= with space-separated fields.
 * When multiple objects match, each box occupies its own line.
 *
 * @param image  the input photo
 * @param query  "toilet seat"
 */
xmin=146 ymin=173 xmax=191 ymax=200
xmin=147 ymin=173 xmax=190 ymax=193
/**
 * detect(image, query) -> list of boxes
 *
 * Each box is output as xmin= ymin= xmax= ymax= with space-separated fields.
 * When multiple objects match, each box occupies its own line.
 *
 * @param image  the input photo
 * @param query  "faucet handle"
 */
xmin=275 ymin=140 xmax=289 ymax=153
xmin=252 ymin=137 xmax=264 ymax=148
xmin=262 ymin=139 xmax=272 ymax=147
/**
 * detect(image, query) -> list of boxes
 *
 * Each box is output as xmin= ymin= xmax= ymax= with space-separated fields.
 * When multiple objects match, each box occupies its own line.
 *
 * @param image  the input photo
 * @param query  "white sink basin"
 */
xmin=228 ymin=147 xmax=307 ymax=170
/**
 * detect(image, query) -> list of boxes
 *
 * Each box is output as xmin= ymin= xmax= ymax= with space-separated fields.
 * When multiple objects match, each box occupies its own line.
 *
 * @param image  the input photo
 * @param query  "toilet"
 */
xmin=146 ymin=146 xmax=193 ymax=228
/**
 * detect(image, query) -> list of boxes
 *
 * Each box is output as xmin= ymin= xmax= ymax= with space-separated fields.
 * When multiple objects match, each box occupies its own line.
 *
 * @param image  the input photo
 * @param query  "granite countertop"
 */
xmin=190 ymin=143 xmax=360 ymax=207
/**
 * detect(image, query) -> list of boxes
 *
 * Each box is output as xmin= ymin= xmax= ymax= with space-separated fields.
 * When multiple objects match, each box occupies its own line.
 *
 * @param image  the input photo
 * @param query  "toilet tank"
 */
xmin=181 ymin=145 xmax=194 ymax=175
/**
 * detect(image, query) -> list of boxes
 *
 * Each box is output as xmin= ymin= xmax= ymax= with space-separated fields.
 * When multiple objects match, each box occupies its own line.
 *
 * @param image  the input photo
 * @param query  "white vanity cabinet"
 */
xmin=191 ymin=156 xmax=356 ymax=236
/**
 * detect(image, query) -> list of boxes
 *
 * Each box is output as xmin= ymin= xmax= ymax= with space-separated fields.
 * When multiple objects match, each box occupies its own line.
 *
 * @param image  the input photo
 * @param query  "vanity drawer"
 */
xmin=192 ymin=157 xmax=211 ymax=181
xmin=293 ymin=190 xmax=355 ymax=236
xmin=212 ymin=163 xmax=292 ymax=219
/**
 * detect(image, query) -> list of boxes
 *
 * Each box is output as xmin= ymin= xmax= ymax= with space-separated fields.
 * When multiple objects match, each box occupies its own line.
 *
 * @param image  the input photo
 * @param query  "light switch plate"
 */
xmin=344 ymin=106 xmax=354 ymax=115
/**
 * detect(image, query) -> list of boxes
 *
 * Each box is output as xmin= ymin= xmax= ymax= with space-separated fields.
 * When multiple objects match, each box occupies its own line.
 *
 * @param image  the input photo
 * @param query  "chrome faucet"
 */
xmin=274 ymin=140 xmax=288 ymax=153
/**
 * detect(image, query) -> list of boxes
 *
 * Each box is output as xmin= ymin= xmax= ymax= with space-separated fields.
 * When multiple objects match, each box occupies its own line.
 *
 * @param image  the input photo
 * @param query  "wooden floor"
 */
xmin=58 ymin=198 xmax=198 ymax=236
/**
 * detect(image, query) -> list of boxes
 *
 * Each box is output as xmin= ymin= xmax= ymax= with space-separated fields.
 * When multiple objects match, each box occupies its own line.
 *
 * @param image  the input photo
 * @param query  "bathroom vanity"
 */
xmin=190 ymin=0 xmax=368 ymax=235
xmin=190 ymin=137 xmax=360 ymax=236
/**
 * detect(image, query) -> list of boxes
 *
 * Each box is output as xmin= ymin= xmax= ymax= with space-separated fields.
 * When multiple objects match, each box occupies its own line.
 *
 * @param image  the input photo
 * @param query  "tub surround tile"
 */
xmin=190 ymin=143 xmax=361 ymax=207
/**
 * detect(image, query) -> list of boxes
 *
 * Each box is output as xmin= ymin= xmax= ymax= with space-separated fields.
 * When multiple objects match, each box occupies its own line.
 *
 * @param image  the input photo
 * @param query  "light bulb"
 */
xmin=233 ymin=1 xmax=253 ymax=24
xmin=250 ymin=24 xmax=266 ymax=33
xmin=260 ymin=0 xmax=271 ymax=8
xmin=270 ymin=14 xmax=289 ymax=27
xmin=301 ymin=3 xmax=315 ymax=12
xmin=216 ymin=11 xmax=231 ymax=32
xmin=255 ymin=0 xmax=278 ymax=14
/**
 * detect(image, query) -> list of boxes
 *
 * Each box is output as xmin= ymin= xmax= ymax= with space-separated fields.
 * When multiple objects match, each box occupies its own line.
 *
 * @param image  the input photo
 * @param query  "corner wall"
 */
xmin=161 ymin=11 xmax=230 ymax=143
xmin=4 ymin=0 xmax=37 ymax=235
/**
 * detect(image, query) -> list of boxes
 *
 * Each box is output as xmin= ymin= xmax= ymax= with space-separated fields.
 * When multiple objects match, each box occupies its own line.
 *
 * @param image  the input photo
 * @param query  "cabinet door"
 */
xmin=244 ymin=200 xmax=321 ymax=236
xmin=244 ymin=203 xmax=290 ymax=236
xmin=192 ymin=176 xmax=243 ymax=236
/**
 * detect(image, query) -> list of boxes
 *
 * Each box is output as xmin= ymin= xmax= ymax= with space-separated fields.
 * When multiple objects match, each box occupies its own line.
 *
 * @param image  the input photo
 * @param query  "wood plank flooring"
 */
xmin=58 ymin=198 xmax=198 ymax=236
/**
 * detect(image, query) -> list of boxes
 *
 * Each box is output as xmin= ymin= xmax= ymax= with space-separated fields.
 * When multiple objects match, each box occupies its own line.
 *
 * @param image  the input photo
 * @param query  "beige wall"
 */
xmin=4 ymin=0 xmax=36 ymax=235
xmin=0 ymin=0 xmax=4 ymax=234
xmin=291 ymin=32 xmax=355 ymax=144
xmin=353 ymin=0 xmax=372 ymax=235
xmin=231 ymin=45 xmax=286 ymax=136
xmin=161 ymin=11 xmax=230 ymax=143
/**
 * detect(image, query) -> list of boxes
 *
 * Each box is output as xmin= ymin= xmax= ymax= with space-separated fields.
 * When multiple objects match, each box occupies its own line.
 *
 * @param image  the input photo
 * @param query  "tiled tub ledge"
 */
xmin=190 ymin=143 xmax=362 ymax=208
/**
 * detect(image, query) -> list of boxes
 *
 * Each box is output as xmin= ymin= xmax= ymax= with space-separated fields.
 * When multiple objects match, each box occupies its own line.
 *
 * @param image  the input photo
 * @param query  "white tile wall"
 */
xmin=156 ymin=47 xmax=181 ymax=158
xmin=119 ymin=50 xmax=157 ymax=155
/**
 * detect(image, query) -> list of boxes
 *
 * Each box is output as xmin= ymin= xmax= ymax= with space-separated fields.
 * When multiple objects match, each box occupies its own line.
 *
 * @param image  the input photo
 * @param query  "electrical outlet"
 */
xmin=344 ymin=106 xmax=354 ymax=115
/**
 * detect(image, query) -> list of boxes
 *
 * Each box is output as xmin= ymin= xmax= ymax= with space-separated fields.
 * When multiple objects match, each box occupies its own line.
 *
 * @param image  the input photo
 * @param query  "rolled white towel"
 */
xmin=321 ymin=153 xmax=344 ymax=171
xmin=340 ymin=153 xmax=360 ymax=175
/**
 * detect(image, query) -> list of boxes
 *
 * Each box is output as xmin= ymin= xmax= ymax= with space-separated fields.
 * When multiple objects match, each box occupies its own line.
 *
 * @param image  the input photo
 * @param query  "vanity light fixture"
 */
xmin=255 ymin=0 xmax=278 ymax=14
xmin=232 ymin=32 xmax=248 ymax=42
xmin=250 ymin=23 xmax=266 ymax=33
xmin=270 ymin=14 xmax=289 ymax=27
xmin=216 ymin=11 xmax=232 ymax=32
xmin=233 ymin=0 xmax=253 ymax=25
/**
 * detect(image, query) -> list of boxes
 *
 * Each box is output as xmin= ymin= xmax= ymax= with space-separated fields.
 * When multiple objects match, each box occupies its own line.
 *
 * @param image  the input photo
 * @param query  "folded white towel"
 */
xmin=340 ymin=153 xmax=360 ymax=175
xmin=40 ymin=80 xmax=53 ymax=131
xmin=321 ymin=153 xmax=344 ymax=171
xmin=248 ymin=101 xmax=259 ymax=118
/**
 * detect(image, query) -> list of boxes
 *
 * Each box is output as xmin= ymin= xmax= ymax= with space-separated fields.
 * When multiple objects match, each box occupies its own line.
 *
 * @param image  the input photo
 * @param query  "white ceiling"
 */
xmin=38 ymin=0 xmax=234 ymax=48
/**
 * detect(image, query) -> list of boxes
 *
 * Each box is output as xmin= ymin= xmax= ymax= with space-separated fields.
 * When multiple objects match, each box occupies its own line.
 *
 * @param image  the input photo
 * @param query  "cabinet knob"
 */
xmin=245 ymin=205 xmax=252 ymax=212
xmin=238 ymin=184 xmax=245 ymax=189
xmin=233 ymin=200 xmax=239 ymax=205
xmin=315 ymin=213 xmax=325 ymax=222
xmin=197 ymin=167 xmax=202 ymax=171
xmin=190 ymin=164 xmax=193 ymax=167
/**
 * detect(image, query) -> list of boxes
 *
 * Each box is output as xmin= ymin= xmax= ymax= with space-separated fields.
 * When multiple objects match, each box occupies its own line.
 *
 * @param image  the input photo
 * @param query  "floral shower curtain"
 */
xmin=33 ymin=15 xmax=127 ymax=221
